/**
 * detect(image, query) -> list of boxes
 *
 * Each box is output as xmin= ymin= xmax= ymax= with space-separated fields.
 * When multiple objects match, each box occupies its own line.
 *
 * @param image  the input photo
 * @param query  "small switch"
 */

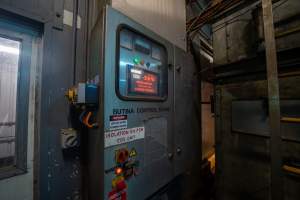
xmin=140 ymin=59 xmax=145 ymax=65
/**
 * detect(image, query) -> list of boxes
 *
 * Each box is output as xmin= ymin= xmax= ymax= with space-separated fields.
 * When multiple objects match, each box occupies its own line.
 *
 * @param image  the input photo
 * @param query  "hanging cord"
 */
xmin=79 ymin=110 xmax=98 ymax=128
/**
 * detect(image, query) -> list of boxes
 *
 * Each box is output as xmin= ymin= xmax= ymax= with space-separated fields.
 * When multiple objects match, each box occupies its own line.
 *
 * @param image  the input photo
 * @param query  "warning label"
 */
xmin=105 ymin=127 xmax=145 ymax=148
xmin=109 ymin=115 xmax=128 ymax=130
xmin=129 ymin=148 xmax=137 ymax=157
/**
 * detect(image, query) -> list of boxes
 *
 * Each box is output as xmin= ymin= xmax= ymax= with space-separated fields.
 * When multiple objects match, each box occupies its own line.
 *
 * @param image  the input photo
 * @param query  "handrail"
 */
xmin=281 ymin=117 xmax=300 ymax=123
xmin=283 ymin=165 xmax=300 ymax=175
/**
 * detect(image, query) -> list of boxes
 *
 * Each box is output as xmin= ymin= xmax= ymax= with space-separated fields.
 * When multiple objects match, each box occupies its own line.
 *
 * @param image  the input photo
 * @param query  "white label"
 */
xmin=105 ymin=127 xmax=145 ymax=148
xmin=109 ymin=120 xmax=127 ymax=130
xmin=63 ymin=10 xmax=81 ymax=29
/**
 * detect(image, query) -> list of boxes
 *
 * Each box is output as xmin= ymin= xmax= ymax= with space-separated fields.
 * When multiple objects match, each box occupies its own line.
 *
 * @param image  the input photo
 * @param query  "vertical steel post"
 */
xmin=261 ymin=0 xmax=283 ymax=200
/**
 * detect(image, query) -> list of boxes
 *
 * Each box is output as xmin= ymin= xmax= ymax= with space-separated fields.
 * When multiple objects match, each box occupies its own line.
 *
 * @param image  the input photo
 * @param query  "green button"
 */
xmin=133 ymin=57 xmax=140 ymax=64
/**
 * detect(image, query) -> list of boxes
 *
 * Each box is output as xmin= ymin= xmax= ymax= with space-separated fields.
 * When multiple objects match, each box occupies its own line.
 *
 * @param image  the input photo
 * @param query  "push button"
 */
xmin=115 ymin=148 xmax=129 ymax=164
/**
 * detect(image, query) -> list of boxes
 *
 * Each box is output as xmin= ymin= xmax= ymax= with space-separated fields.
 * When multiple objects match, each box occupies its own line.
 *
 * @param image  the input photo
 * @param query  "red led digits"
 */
xmin=143 ymin=74 xmax=156 ymax=82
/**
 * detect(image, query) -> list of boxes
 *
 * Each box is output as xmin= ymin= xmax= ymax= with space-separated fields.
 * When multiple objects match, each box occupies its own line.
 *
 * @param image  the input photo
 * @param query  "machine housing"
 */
xmin=88 ymin=6 xmax=201 ymax=200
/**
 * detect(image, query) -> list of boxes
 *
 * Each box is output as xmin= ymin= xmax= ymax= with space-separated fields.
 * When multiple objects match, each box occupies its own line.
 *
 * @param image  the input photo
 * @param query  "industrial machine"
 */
xmin=0 ymin=1 xmax=200 ymax=199
xmin=81 ymin=6 xmax=201 ymax=200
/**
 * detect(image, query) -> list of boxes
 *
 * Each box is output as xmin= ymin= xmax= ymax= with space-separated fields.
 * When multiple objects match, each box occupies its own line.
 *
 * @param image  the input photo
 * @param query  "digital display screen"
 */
xmin=128 ymin=66 xmax=158 ymax=95
xmin=117 ymin=27 xmax=167 ymax=101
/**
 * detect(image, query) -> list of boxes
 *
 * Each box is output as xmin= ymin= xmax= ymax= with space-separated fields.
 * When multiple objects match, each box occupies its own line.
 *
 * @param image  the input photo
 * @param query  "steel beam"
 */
xmin=261 ymin=0 xmax=283 ymax=200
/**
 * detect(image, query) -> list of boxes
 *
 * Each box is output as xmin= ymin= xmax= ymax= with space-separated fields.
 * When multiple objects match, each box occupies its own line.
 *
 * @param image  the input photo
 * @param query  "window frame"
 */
xmin=0 ymin=26 xmax=32 ymax=180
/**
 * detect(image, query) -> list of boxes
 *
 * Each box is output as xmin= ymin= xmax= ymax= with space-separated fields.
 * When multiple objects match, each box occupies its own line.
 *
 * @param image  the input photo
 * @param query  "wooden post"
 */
xmin=261 ymin=0 xmax=283 ymax=199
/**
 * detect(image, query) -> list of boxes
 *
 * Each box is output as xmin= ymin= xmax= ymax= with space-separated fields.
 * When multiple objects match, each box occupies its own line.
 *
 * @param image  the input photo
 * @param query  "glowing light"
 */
xmin=119 ymin=61 xmax=132 ymax=66
xmin=0 ymin=45 xmax=19 ymax=55
xmin=115 ymin=167 xmax=123 ymax=175
xmin=133 ymin=57 xmax=140 ymax=64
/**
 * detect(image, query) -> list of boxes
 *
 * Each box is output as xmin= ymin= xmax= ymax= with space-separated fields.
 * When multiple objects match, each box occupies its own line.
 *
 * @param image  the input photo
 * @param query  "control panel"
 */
xmin=88 ymin=7 xmax=186 ymax=200
xmin=117 ymin=26 xmax=168 ymax=100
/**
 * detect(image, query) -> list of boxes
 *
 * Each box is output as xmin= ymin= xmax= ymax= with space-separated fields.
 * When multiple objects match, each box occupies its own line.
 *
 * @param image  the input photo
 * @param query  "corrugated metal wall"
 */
xmin=111 ymin=0 xmax=187 ymax=50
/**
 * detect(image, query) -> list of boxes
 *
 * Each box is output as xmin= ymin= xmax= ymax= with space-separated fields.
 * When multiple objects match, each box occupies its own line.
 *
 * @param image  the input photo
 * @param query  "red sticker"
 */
xmin=108 ymin=189 xmax=127 ymax=200
xmin=110 ymin=115 xmax=127 ymax=121
xmin=108 ymin=179 xmax=127 ymax=200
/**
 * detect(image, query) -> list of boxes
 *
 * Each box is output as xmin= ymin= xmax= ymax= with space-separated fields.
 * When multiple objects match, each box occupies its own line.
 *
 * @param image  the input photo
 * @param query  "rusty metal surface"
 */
xmin=201 ymin=82 xmax=215 ymax=159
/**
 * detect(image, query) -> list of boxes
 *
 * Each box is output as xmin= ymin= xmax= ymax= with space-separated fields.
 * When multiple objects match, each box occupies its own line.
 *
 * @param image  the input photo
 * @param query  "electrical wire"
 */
xmin=188 ymin=0 xmax=241 ymax=33
xmin=187 ymin=1 xmax=213 ymax=31
xmin=187 ymin=0 xmax=242 ymax=41
xmin=79 ymin=110 xmax=98 ymax=128
xmin=212 ymin=0 xmax=289 ymax=33
xmin=188 ymin=0 xmax=289 ymax=37
xmin=187 ymin=0 xmax=238 ymax=27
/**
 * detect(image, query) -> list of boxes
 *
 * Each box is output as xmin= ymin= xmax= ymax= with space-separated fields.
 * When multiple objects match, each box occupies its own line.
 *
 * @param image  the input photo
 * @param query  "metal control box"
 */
xmin=88 ymin=6 xmax=201 ymax=200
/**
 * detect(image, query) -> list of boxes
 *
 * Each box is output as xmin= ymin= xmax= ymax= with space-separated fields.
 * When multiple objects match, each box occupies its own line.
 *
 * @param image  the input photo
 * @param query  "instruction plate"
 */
xmin=105 ymin=127 xmax=145 ymax=148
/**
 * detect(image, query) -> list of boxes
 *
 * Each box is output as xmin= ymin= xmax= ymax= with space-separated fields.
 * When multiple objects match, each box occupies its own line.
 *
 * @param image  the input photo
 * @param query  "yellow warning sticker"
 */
xmin=129 ymin=148 xmax=137 ymax=157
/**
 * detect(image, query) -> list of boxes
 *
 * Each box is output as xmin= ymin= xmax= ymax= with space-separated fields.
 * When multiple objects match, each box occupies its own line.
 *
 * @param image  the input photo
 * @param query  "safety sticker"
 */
xmin=105 ymin=127 xmax=145 ymax=148
xmin=129 ymin=148 xmax=137 ymax=158
xmin=108 ymin=188 xmax=126 ymax=200
xmin=109 ymin=115 xmax=128 ymax=130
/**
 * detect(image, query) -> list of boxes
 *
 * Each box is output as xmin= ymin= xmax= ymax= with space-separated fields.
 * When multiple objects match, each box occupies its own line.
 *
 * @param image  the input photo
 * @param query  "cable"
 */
xmin=187 ymin=0 xmax=289 ymax=37
xmin=187 ymin=0 xmax=242 ymax=37
xmin=79 ymin=110 xmax=98 ymax=128
xmin=79 ymin=110 xmax=87 ymax=122
xmin=82 ymin=111 xmax=98 ymax=128
xmin=212 ymin=0 xmax=289 ymax=33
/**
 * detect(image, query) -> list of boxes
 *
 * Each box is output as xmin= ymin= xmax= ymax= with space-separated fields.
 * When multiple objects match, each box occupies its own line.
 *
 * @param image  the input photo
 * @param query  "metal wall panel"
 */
xmin=111 ymin=0 xmax=187 ymax=50
xmin=173 ymin=47 xmax=202 ymax=199
xmin=215 ymin=76 xmax=300 ymax=200
xmin=0 ymin=0 xmax=88 ymax=200
xmin=174 ymin=46 xmax=201 ymax=175
xmin=0 ymin=0 xmax=53 ymax=22
xmin=212 ymin=0 xmax=300 ymax=66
